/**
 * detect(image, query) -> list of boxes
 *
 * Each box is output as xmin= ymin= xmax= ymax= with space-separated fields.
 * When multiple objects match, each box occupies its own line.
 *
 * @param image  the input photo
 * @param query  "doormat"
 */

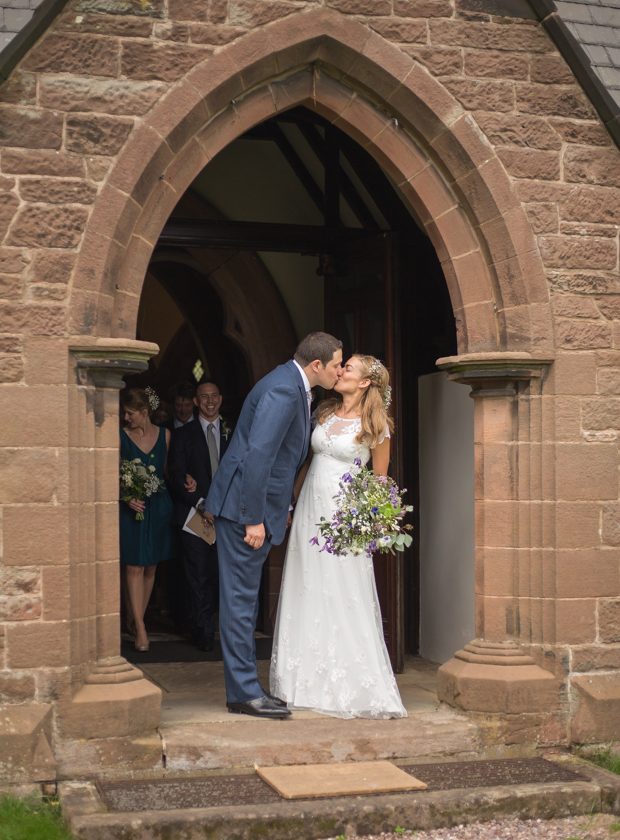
xmin=97 ymin=758 xmax=590 ymax=813
xmin=121 ymin=636 xmax=273 ymax=664
xmin=256 ymin=761 xmax=427 ymax=799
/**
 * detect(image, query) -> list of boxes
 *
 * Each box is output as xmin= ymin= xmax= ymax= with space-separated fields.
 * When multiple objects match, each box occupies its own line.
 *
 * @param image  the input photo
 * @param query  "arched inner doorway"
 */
xmin=122 ymin=102 xmax=471 ymax=673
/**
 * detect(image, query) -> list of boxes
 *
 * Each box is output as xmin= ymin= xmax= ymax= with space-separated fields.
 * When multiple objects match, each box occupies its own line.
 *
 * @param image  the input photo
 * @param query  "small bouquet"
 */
xmin=313 ymin=459 xmax=413 ymax=557
xmin=120 ymin=457 xmax=165 ymax=521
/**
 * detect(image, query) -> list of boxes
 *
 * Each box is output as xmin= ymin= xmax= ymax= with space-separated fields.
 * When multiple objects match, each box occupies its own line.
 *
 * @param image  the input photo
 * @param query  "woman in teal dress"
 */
xmin=120 ymin=387 xmax=175 ymax=652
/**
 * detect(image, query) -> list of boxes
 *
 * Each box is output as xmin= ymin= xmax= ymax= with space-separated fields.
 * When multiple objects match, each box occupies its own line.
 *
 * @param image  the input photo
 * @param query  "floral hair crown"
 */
xmin=367 ymin=359 xmax=392 ymax=411
xmin=145 ymin=386 xmax=160 ymax=411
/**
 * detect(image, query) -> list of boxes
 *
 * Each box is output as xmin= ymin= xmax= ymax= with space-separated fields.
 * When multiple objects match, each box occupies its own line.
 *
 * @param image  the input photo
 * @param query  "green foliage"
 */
xmin=395 ymin=827 xmax=405 ymax=835
xmin=583 ymin=743 xmax=620 ymax=776
xmin=0 ymin=796 xmax=72 ymax=840
xmin=610 ymin=821 xmax=620 ymax=832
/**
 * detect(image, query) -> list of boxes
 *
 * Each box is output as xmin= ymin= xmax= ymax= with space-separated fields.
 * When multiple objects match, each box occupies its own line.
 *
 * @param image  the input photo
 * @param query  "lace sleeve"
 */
xmin=374 ymin=424 xmax=391 ymax=448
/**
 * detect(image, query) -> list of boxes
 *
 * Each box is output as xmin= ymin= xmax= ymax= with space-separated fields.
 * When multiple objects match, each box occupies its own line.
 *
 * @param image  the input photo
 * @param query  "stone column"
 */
xmin=435 ymin=353 xmax=560 ymax=716
xmin=55 ymin=340 xmax=162 ymax=772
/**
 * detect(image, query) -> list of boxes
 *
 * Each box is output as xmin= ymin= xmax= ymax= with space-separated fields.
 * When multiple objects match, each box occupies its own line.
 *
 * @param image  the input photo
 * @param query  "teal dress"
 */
xmin=120 ymin=426 xmax=173 ymax=566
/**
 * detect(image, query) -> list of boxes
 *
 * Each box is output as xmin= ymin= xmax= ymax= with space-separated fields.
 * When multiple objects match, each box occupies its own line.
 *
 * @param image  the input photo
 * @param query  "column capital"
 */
xmin=71 ymin=338 xmax=159 ymax=390
xmin=436 ymin=352 xmax=554 ymax=396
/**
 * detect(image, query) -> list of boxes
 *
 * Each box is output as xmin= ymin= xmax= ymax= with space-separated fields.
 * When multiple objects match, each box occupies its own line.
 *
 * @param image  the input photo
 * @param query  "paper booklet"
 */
xmin=182 ymin=498 xmax=216 ymax=544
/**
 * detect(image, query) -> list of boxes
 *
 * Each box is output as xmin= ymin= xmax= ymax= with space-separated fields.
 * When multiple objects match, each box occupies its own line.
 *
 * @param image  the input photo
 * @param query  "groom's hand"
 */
xmin=244 ymin=523 xmax=265 ymax=550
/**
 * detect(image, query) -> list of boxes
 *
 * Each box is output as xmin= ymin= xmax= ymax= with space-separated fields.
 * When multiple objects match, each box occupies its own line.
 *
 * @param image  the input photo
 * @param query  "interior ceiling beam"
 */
xmin=158 ymin=218 xmax=376 ymax=253
xmin=297 ymin=121 xmax=380 ymax=231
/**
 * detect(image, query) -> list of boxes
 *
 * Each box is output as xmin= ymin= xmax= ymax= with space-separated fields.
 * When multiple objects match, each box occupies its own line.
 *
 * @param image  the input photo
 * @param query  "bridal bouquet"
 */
xmin=313 ymin=459 xmax=413 ymax=557
xmin=120 ymin=458 xmax=164 ymax=521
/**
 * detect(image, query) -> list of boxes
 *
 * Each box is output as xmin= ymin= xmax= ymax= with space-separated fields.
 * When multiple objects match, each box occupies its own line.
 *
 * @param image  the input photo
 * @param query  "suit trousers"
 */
xmin=215 ymin=515 xmax=271 ymax=703
xmin=180 ymin=530 xmax=219 ymax=641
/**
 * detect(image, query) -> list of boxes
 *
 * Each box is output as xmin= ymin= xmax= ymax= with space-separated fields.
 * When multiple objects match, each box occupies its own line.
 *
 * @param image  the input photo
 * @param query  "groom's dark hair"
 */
xmin=294 ymin=332 xmax=343 ymax=367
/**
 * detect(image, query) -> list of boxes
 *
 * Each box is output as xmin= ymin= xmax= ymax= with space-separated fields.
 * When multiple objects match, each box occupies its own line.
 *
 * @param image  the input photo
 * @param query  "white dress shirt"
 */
xmin=198 ymin=414 xmax=220 ymax=458
xmin=293 ymin=360 xmax=312 ymax=416
xmin=174 ymin=414 xmax=194 ymax=429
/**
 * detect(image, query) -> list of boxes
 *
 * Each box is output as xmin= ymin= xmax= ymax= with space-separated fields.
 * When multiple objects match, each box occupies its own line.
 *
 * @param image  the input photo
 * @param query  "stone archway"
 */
xmin=67 ymin=8 xmax=552 ymax=362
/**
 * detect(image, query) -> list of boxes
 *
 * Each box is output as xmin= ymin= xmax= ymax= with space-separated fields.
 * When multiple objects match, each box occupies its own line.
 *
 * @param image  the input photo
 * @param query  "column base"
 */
xmin=437 ymin=640 xmax=559 ymax=714
xmin=60 ymin=660 xmax=161 ymax=740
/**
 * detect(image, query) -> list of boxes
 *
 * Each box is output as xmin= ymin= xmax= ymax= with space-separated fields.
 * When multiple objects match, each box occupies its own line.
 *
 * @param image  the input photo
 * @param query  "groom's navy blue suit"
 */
xmin=206 ymin=360 xmax=311 ymax=703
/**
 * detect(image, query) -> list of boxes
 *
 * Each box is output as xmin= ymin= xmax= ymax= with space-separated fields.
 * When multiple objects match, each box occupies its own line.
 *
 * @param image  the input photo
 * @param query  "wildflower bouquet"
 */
xmin=120 ymin=457 xmax=165 ymax=521
xmin=314 ymin=459 xmax=413 ymax=557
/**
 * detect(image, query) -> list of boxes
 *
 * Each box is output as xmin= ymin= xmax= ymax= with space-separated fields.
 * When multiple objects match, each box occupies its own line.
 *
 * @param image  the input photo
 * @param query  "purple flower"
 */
xmin=372 ymin=506 xmax=379 ymax=514
xmin=342 ymin=473 xmax=353 ymax=483
xmin=369 ymin=540 xmax=377 ymax=552
xmin=353 ymin=458 xmax=362 ymax=467
xmin=309 ymin=536 xmax=319 ymax=546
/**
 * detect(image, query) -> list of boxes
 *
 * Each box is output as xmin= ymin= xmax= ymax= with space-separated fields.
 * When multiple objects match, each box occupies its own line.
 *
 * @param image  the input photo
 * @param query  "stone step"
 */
xmin=160 ymin=709 xmax=480 ymax=773
xmin=60 ymin=756 xmax=620 ymax=840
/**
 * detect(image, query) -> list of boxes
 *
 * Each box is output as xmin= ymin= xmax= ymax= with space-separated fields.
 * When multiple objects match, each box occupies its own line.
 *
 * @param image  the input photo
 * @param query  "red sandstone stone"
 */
xmin=530 ymin=55 xmax=574 ymax=85
xmin=539 ymin=235 xmax=617 ymax=270
xmin=1 ymin=150 xmax=85 ymax=178
xmin=497 ymin=147 xmax=560 ymax=180
xmin=396 ymin=0 xmax=451 ymax=15
xmin=599 ymin=600 xmax=620 ymax=643
xmin=548 ymin=271 xmax=620 ymax=296
xmin=548 ymin=118 xmax=611 ymax=147
xmin=556 ymin=599 xmax=596 ymax=644
xmin=0 ymin=194 xmax=19 ymax=240
xmin=405 ymin=46 xmax=461 ymax=75
xmin=27 ymin=252 xmax=74 ymax=286
xmin=210 ymin=0 xmax=228 ymax=22
xmin=169 ymin=0 xmax=209 ymax=20
xmin=67 ymin=114 xmax=135 ymax=156
xmin=368 ymin=18 xmax=428 ymax=44
xmin=444 ymin=78 xmax=513 ymax=112
xmin=106 ymin=124 xmax=174 ymax=207
xmin=0 ymin=671 xmax=35 ymax=703
xmin=121 ymin=40 xmax=211 ymax=81
xmin=7 ymin=206 xmax=88 ymax=250
xmin=0 ymin=275 xmax=23 ymax=300
xmin=190 ymin=23 xmax=246 ymax=43
xmin=555 ymin=320 xmax=612 ymax=350
xmin=556 ymin=549 xmax=619 ymax=598
xmin=145 ymin=78 xmax=208 ymax=153
xmin=572 ymin=646 xmax=620 ymax=672
xmin=474 ymin=112 xmax=561 ymax=150
xmin=58 ymin=12 xmax=153 ymax=36
xmin=0 ymin=249 xmax=28 ymax=275
xmin=561 ymin=221 xmax=618 ymax=238
xmin=464 ymin=50 xmax=528 ymax=80
xmin=328 ymin=0 xmax=391 ymax=13
xmin=429 ymin=19 xmax=553 ymax=52
xmin=551 ymin=295 xmax=598 ymax=319
xmin=229 ymin=0 xmax=305 ymax=27
xmin=559 ymin=186 xmax=620 ymax=225
xmin=0 ymin=106 xmax=63 ymax=150
xmin=596 ymin=296 xmax=620 ymax=320
xmin=40 ymin=76 xmax=166 ymax=116
xmin=514 ymin=181 xmax=571 ymax=203
xmin=22 ymin=33 xmax=119 ymax=76
xmin=597 ymin=367 xmax=620 ymax=394
xmin=18 ymin=179 xmax=98 ymax=205
xmin=0 ymin=303 xmax=66 ymax=335
xmin=525 ymin=203 xmax=558 ymax=234
xmin=225 ymin=26 xmax=278 ymax=91
xmin=0 ymin=355 xmax=24 ymax=381
xmin=0 ymin=71 xmax=37 ymax=106
xmin=516 ymin=84 xmax=593 ymax=119
xmin=155 ymin=21 xmax=191 ymax=40
xmin=564 ymin=147 xmax=620 ymax=188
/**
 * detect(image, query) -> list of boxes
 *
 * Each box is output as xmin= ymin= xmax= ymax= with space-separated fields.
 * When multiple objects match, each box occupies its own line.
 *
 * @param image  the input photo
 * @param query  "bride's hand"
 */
xmin=286 ymin=511 xmax=292 ymax=528
xmin=184 ymin=474 xmax=197 ymax=492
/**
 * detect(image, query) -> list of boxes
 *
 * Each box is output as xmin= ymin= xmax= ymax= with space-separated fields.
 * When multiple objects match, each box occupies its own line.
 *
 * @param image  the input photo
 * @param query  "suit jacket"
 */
xmin=205 ymin=360 xmax=311 ymax=546
xmin=168 ymin=417 xmax=232 ymax=527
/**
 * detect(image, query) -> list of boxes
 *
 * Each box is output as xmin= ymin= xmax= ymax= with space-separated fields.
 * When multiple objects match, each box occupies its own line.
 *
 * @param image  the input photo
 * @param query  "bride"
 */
xmin=270 ymin=354 xmax=407 ymax=720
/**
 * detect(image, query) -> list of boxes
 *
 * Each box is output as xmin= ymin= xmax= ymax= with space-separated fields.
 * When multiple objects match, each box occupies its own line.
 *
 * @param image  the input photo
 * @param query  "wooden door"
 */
xmin=324 ymin=233 xmax=404 ymax=671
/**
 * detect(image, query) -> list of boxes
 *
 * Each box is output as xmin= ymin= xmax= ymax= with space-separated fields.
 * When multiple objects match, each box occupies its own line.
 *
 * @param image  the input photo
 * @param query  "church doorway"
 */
xmin=124 ymin=105 xmax=460 ymax=672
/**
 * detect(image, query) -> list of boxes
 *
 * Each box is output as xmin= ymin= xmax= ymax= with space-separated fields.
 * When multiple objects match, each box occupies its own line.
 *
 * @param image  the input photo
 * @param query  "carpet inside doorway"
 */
xmin=121 ymin=636 xmax=273 ymax=664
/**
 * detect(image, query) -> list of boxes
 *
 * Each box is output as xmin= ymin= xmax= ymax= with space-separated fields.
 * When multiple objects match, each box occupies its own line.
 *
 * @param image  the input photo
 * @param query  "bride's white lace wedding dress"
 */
xmin=270 ymin=412 xmax=407 ymax=719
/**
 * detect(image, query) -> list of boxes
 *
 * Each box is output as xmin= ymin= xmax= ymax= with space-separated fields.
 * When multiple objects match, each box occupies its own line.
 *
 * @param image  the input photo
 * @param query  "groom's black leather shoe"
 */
xmin=264 ymin=691 xmax=288 ymax=709
xmin=227 ymin=696 xmax=291 ymax=719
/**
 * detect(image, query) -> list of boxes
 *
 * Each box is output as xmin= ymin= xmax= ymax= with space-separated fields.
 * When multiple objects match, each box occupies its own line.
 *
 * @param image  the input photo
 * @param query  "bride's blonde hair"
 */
xmin=317 ymin=354 xmax=394 ymax=449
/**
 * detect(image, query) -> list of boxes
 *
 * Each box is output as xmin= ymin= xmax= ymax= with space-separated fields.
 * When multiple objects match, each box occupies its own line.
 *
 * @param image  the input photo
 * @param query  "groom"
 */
xmin=205 ymin=332 xmax=343 ymax=719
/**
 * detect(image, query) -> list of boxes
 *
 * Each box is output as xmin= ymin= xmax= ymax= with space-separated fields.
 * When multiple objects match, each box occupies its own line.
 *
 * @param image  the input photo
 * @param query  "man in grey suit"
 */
xmin=205 ymin=333 xmax=343 ymax=719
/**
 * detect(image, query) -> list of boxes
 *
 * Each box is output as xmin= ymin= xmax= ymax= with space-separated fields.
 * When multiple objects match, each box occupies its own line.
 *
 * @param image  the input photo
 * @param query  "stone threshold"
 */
xmin=59 ymin=757 xmax=620 ymax=840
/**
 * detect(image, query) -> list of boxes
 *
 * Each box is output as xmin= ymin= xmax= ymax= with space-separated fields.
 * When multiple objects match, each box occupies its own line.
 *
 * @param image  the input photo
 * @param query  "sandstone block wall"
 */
xmin=0 ymin=0 xmax=619 ymax=765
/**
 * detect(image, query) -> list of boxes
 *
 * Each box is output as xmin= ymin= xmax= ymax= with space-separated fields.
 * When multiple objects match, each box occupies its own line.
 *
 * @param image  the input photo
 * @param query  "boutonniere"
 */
xmin=220 ymin=416 xmax=231 ymax=440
